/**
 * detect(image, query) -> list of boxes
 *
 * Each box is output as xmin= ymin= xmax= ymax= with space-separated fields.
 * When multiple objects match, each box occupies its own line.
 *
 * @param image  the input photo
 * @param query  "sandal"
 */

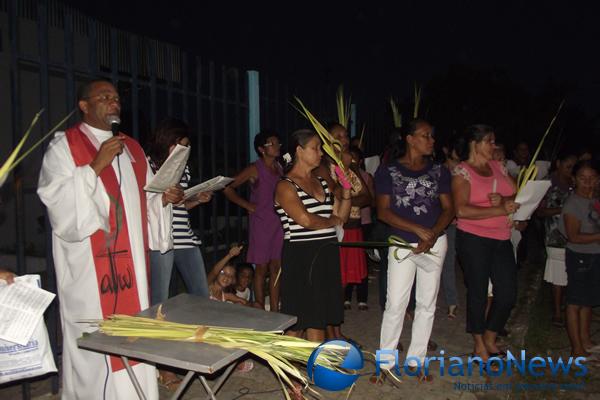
xmin=158 ymin=371 xmax=182 ymax=391
xmin=407 ymin=366 xmax=433 ymax=382
xmin=448 ymin=305 xmax=458 ymax=319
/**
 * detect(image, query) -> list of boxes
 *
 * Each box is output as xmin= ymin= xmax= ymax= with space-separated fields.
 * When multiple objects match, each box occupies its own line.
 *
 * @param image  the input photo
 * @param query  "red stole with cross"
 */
xmin=65 ymin=123 xmax=149 ymax=371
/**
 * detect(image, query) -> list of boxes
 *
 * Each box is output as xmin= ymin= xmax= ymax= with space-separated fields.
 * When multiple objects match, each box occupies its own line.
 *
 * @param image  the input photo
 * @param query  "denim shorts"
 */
xmin=565 ymin=249 xmax=600 ymax=306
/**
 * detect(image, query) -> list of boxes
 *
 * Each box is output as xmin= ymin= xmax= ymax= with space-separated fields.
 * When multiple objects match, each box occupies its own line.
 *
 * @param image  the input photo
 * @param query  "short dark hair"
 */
xmin=236 ymin=263 xmax=254 ymax=277
xmin=253 ymin=130 xmax=279 ymax=157
xmin=76 ymin=78 xmax=114 ymax=117
xmin=76 ymin=78 xmax=113 ymax=102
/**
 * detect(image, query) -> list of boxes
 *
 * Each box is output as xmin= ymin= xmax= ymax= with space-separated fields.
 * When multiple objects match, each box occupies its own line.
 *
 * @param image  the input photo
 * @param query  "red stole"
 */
xmin=65 ymin=123 xmax=149 ymax=371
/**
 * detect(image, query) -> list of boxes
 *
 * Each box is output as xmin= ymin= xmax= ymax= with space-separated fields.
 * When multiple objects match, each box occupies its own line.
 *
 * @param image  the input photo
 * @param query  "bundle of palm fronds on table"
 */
xmin=97 ymin=311 xmax=356 ymax=399
xmin=516 ymin=100 xmax=565 ymax=193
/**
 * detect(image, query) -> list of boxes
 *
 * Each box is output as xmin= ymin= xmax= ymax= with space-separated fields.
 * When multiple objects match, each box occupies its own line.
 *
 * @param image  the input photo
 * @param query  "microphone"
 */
xmin=107 ymin=115 xmax=121 ymax=136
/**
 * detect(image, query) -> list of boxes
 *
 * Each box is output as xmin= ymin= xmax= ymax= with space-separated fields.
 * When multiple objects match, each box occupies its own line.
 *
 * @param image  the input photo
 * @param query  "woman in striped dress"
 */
xmin=275 ymin=129 xmax=351 ymax=342
xmin=147 ymin=118 xmax=213 ymax=306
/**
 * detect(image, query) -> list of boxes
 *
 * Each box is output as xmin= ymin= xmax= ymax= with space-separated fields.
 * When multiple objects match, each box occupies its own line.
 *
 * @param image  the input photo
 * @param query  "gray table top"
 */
xmin=77 ymin=294 xmax=297 ymax=374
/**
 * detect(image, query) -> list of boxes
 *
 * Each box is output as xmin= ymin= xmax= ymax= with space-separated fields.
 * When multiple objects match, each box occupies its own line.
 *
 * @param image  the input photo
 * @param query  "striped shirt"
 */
xmin=172 ymin=165 xmax=201 ymax=248
xmin=275 ymin=177 xmax=337 ymax=242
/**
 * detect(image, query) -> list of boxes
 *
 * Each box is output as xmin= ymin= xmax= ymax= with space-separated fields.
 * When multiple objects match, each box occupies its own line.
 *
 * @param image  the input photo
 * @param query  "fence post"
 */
xmin=247 ymin=70 xmax=260 ymax=163
xmin=350 ymin=103 xmax=357 ymax=137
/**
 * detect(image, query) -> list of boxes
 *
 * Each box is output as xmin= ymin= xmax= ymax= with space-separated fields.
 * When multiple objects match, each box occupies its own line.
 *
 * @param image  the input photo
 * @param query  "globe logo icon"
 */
xmin=307 ymin=339 xmax=364 ymax=391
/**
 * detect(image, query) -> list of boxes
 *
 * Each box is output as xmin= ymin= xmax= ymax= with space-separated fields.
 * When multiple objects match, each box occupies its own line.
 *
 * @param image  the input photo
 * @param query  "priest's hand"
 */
xmin=162 ymin=185 xmax=184 ymax=206
xmin=90 ymin=136 xmax=125 ymax=176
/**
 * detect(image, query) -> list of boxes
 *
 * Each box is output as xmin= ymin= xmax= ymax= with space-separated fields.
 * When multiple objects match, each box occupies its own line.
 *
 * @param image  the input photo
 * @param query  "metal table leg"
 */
xmin=169 ymin=370 xmax=195 ymax=400
xmin=121 ymin=356 xmax=147 ymax=400
xmin=200 ymin=363 xmax=236 ymax=400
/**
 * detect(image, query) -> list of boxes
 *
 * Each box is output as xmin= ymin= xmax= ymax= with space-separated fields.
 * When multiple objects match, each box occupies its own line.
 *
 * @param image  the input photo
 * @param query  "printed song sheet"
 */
xmin=0 ymin=275 xmax=55 ymax=345
xmin=144 ymin=144 xmax=190 ymax=193
xmin=184 ymin=176 xmax=234 ymax=200
xmin=512 ymin=180 xmax=552 ymax=221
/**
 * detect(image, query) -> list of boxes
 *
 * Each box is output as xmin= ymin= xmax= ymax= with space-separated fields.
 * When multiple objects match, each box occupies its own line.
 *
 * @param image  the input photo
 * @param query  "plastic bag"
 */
xmin=0 ymin=275 xmax=57 ymax=384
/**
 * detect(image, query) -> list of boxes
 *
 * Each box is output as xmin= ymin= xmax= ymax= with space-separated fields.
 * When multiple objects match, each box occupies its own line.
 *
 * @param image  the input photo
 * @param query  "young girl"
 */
xmin=207 ymin=245 xmax=247 ymax=305
xmin=559 ymin=160 xmax=600 ymax=358
xmin=207 ymin=245 xmax=255 ymax=372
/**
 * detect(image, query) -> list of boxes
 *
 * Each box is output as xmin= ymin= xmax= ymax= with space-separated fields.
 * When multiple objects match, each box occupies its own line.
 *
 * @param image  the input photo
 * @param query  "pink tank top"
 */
xmin=454 ymin=160 xmax=515 ymax=240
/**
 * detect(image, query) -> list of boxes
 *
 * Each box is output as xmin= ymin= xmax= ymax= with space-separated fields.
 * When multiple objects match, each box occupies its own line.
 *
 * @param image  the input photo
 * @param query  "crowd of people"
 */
xmin=1 ymin=78 xmax=598 ymax=399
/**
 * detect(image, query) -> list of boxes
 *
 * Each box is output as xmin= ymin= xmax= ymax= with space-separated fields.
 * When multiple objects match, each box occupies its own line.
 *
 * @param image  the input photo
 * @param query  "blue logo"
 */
xmin=306 ymin=339 xmax=364 ymax=391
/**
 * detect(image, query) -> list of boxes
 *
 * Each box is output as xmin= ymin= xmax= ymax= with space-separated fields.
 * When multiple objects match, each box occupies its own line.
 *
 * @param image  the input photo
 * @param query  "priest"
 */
xmin=38 ymin=79 xmax=183 ymax=399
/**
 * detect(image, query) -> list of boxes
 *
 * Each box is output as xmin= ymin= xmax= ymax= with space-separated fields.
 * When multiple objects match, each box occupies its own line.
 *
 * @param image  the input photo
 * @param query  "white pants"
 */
xmin=379 ymin=234 xmax=448 ymax=368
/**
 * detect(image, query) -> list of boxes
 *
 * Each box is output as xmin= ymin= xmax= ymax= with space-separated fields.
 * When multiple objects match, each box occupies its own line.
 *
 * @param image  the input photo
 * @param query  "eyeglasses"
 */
xmin=263 ymin=142 xmax=282 ymax=148
xmin=85 ymin=94 xmax=121 ymax=104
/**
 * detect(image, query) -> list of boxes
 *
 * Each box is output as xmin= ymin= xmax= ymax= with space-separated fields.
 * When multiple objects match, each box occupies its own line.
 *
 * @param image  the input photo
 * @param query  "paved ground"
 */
xmin=2 ymin=260 xmax=599 ymax=399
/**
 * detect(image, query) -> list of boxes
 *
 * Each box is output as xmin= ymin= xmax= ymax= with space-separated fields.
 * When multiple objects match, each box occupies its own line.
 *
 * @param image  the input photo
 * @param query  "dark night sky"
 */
xmin=64 ymin=1 xmax=600 ymax=125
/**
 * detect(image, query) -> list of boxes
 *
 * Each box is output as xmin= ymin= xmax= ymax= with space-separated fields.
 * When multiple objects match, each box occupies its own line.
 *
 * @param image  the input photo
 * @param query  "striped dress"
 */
xmin=275 ymin=176 xmax=343 ymax=330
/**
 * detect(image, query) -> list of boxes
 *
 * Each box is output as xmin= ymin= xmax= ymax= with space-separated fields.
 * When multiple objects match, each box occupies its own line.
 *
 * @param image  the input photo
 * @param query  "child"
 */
xmin=207 ymin=245 xmax=254 ymax=372
xmin=235 ymin=263 xmax=254 ymax=304
xmin=207 ymin=245 xmax=248 ymax=305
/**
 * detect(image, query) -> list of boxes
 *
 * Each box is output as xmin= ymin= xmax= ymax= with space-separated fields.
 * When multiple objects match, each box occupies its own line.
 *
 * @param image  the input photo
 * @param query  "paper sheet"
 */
xmin=184 ymin=176 xmax=234 ymax=200
xmin=144 ymin=144 xmax=191 ymax=193
xmin=512 ymin=180 xmax=552 ymax=221
xmin=0 ymin=275 xmax=55 ymax=346
xmin=364 ymin=155 xmax=381 ymax=176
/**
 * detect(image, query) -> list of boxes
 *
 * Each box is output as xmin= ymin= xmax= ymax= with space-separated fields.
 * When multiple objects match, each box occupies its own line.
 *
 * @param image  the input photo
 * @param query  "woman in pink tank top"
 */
xmin=451 ymin=124 xmax=520 ymax=369
xmin=223 ymin=131 xmax=284 ymax=312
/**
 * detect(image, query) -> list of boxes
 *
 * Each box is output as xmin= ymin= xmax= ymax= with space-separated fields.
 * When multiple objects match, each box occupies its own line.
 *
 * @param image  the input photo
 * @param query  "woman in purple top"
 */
xmin=373 ymin=119 xmax=454 ymax=382
xmin=224 ymin=131 xmax=284 ymax=311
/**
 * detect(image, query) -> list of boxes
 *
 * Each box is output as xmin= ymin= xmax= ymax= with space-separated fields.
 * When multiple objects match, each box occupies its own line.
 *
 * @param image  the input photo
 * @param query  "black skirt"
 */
xmin=280 ymin=237 xmax=344 ymax=330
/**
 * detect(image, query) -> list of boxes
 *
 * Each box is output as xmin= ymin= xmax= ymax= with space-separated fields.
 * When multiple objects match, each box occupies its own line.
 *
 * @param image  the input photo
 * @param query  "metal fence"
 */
xmin=0 ymin=0 xmax=333 ymax=398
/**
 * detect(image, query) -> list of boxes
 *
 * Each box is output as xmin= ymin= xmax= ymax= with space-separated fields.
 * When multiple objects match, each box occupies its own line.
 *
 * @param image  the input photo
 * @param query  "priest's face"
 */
xmin=78 ymin=81 xmax=121 ymax=131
